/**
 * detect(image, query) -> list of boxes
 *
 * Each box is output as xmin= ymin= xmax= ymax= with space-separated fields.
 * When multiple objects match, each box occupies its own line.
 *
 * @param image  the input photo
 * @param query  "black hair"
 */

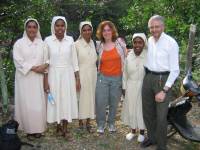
xmin=55 ymin=19 xmax=65 ymax=25
xmin=81 ymin=24 xmax=92 ymax=31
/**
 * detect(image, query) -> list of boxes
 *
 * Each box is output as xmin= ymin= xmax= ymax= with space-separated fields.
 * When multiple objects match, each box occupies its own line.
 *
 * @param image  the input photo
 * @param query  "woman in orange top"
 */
xmin=95 ymin=21 xmax=126 ymax=134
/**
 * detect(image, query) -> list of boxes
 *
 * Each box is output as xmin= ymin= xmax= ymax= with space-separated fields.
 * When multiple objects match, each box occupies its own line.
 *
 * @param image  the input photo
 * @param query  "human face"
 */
xmin=149 ymin=19 xmax=164 ymax=40
xmin=54 ymin=19 xmax=66 ymax=38
xmin=25 ymin=21 xmax=38 ymax=41
xmin=81 ymin=24 xmax=92 ymax=42
xmin=133 ymin=37 xmax=144 ymax=56
xmin=102 ymin=25 xmax=112 ymax=42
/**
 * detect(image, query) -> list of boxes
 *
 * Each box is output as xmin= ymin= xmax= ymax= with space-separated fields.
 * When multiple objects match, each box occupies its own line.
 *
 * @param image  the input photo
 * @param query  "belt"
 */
xmin=145 ymin=67 xmax=169 ymax=75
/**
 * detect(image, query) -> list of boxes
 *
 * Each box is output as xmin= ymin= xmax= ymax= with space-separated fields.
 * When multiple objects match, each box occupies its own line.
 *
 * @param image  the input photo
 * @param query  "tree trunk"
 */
xmin=0 ymin=50 xmax=8 ymax=114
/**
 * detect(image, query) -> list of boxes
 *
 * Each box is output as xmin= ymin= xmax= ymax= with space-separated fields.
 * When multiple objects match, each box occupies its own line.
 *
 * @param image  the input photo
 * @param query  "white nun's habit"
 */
xmin=75 ymin=21 xmax=97 ymax=119
xmin=45 ymin=16 xmax=79 ymax=123
xmin=121 ymin=33 xmax=147 ymax=130
xmin=13 ymin=18 xmax=46 ymax=134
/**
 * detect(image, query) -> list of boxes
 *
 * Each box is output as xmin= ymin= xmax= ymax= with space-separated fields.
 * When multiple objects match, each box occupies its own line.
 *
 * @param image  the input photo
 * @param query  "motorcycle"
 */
xmin=167 ymin=24 xmax=200 ymax=142
xmin=167 ymin=71 xmax=200 ymax=142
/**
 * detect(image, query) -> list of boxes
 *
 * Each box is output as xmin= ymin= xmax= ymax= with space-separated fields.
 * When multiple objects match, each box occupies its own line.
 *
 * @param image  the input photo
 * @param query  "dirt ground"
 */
xmin=1 ymin=101 xmax=200 ymax=150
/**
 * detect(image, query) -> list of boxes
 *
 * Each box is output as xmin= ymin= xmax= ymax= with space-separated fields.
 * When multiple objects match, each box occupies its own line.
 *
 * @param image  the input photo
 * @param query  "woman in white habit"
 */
xmin=13 ymin=18 xmax=47 ymax=140
xmin=44 ymin=16 xmax=80 ymax=139
xmin=121 ymin=33 xmax=147 ymax=142
xmin=75 ymin=21 xmax=97 ymax=132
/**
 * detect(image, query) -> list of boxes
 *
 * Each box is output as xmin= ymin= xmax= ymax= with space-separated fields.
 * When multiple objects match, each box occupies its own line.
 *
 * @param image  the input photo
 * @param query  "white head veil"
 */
xmin=132 ymin=33 xmax=147 ymax=49
xmin=23 ymin=18 xmax=42 ymax=39
xmin=78 ymin=21 xmax=93 ymax=39
xmin=51 ymin=16 xmax=67 ymax=35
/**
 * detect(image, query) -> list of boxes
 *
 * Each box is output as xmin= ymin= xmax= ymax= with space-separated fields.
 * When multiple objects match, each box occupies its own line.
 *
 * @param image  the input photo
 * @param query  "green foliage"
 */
xmin=0 ymin=0 xmax=200 ymax=97
xmin=54 ymin=0 xmax=131 ymax=38
xmin=0 ymin=0 xmax=57 ymax=97
xmin=1 ymin=0 xmax=57 ymax=39
xmin=119 ymin=0 xmax=200 ymax=82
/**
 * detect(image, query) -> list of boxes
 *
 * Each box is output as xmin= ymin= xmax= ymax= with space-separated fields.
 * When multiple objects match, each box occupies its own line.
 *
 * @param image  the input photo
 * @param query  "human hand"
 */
xmin=155 ymin=91 xmax=166 ymax=102
xmin=31 ymin=66 xmax=38 ymax=72
xmin=35 ymin=64 xmax=47 ymax=74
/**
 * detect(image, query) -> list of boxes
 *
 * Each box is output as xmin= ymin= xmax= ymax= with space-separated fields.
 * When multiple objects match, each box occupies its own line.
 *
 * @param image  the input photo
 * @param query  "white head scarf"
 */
xmin=78 ymin=21 xmax=93 ymax=39
xmin=23 ymin=18 xmax=42 ymax=39
xmin=51 ymin=16 xmax=67 ymax=35
xmin=132 ymin=33 xmax=147 ymax=49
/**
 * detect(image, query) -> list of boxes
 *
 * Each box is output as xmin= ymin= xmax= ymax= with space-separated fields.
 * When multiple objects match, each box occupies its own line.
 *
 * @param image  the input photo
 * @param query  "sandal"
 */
xmin=86 ymin=119 xmax=92 ymax=133
xmin=56 ymin=124 xmax=63 ymax=136
xmin=62 ymin=120 xmax=70 ymax=136
xmin=86 ymin=124 xmax=92 ymax=133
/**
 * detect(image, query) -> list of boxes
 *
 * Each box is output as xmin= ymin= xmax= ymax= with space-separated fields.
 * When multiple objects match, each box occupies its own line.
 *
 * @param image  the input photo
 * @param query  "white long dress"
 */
xmin=13 ymin=37 xmax=46 ymax=133
xmin=121 ymin=50 xmax=146 ymax=129
xmin=45 ymin=35 xmax=79 ymax=124
xmin=75 ymin=38 xmax=97 ymax=119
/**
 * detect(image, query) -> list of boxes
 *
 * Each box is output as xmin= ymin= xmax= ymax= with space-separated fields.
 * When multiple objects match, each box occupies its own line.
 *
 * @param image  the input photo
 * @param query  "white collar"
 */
xmin=25 ymin=37 xmax=39 ymax=46
xmin=52 ymin=35 xmax=69 ymax=41
xmin=79 ymin=38 xmax=93 ymax=47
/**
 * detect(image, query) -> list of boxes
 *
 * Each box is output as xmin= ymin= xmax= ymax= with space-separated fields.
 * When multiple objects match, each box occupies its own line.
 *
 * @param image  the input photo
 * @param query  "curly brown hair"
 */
xmin=96 ymin=21 xmax=118 ymax=42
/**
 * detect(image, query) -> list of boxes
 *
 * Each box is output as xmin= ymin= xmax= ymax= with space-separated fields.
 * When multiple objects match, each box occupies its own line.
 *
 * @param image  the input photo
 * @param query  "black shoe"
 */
xmin=140 ymin=138 xmax=154 ymax=148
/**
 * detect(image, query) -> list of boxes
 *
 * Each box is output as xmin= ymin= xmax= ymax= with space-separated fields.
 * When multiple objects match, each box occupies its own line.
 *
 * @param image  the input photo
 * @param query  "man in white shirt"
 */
xmin=141 ymin=15 xmax=180 ymax=150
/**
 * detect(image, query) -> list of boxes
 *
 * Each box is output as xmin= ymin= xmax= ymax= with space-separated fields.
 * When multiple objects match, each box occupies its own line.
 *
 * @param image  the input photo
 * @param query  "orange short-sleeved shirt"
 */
xmin=100 ymin=47 xmax=122 ymax=76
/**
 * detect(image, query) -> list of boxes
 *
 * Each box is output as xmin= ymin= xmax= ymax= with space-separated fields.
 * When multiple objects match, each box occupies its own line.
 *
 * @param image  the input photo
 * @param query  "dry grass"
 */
xmin=1 ymin=101 xmax=200 ymax=150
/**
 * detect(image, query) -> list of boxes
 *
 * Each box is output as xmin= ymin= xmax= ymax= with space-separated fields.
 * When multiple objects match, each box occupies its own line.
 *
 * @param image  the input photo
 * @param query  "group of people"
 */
xmin=13 ymin=14 xmax=179 ymax=150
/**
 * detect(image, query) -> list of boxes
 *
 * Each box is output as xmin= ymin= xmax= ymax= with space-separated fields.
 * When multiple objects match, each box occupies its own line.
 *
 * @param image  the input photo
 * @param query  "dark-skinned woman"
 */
xmin=121 ymin=33 xmax=147 ymax=142
xmin=13 ymin=18 xmax=47 ymax=140
xmin=75 ymin=21 xmax=97 ymax=132
xmin=44 ymin=16 xmax=79 ymax=139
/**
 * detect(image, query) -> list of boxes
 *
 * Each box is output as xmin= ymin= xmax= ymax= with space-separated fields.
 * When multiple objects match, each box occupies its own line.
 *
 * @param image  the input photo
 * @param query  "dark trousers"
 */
xmin=142 ymin=73 xmax=172 ymax=150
